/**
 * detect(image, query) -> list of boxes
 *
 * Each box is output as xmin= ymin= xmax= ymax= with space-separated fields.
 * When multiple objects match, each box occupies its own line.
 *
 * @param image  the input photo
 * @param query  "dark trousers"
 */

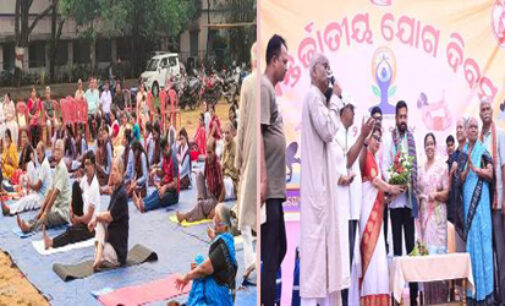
xmin=341 ymin=220 xmax=358 ymax=306
xmin=261 ymin=199 xmax=287 ymax=306
xmin=391 ymin=207 xmax=418 ymax=305
xmin=493 ymin=210 xmax=505 ymax=305
xmin=53 ymin=223 xmax=94 ymax=248
xmin=53 ymin=182 xmax=94 ymax=248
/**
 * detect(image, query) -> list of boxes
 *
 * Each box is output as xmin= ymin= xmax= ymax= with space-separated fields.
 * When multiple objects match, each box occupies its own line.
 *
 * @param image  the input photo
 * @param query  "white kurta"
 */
xmin=235 ymin=71 xmax=257 ymax=232
xmin=300 ymin=84 xmax=348 ymax=299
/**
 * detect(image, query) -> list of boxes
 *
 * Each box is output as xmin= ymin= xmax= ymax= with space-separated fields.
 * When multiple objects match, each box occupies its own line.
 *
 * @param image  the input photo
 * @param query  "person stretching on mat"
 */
xmin=17 ymin=139 xmax=70 ymax=233
xmin=88 ymin=157 xmax=128 ymax=271
xmin=176 ymin=139 xmax=224 ymax=223
xmin=42 ymin=150 xmax=100 ymax=249
xmin=175 ymin=203 xmax=238 ymax=306
xmin=132 ymin=137 xmax=179 ymax=212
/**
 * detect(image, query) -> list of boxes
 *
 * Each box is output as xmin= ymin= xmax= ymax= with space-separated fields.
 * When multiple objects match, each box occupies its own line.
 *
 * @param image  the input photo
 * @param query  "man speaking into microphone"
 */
xmin=299 ymin=52 xmax=349 ymax=305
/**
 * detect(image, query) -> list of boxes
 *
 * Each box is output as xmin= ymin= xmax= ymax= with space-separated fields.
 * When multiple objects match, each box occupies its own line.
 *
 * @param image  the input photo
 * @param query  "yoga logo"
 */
xmin=370 ymin=0 xmax=392 ymax=6
xmin=371 ymin=46 xmax=397 ymax=114
xmin=492 ymin=0 xmax=505 ymax=47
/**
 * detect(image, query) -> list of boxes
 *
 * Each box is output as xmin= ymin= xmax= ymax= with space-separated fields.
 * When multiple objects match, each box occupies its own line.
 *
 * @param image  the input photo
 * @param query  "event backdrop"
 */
xmin=260 ymin=0 xmax=505 ymax=211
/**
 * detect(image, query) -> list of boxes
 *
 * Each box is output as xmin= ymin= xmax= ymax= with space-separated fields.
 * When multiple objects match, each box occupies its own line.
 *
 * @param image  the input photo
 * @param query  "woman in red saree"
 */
xmin=359 ymin=127 xmax=403 ymax=305
xmin=193 ymin=113 xmax=207 ymax=158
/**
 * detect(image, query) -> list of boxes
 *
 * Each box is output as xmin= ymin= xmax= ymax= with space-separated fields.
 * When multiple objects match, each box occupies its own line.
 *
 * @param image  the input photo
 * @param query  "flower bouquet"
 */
xmin=409 ymin=240 xmax=429 ymax=256
xmin=387 ymin=151 xmax=414 ymax=185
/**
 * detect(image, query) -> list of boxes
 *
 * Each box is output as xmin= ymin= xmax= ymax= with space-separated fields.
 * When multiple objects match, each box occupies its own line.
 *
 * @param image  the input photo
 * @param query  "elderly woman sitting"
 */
xmin=88 ymin=157 xmax=129 ymax=271
xmin=175 ymin=203 xmax=237 ymax=306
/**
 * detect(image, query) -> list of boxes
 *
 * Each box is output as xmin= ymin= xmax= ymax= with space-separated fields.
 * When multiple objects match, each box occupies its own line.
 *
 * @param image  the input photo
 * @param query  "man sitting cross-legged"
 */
xmin=176 ymin=139 xmax=224 ymax=223
xmin=42 ymin=150 xmax=100 ymax=249
xmin=17 ymin=139 xmax=70 ymax=233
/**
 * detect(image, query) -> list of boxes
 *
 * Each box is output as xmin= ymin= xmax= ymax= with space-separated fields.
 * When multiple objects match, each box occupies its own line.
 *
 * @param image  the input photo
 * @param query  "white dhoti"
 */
xmin=95 ymin=222 xmax=119 ymax=267
xmin=9 ymin=193 xmax=44 ymax=215
xmin=301 ymin=291 xmax=342 ymax=306
xmin=223 ymin=176 xmax=236 ymax=200
xmin=242 ymin=224 xmax=255 ymax=270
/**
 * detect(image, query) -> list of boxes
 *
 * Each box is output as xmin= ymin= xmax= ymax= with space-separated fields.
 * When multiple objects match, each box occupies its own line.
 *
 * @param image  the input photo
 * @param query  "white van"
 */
xmin=140 ymin=53 xmax=181 ymax=96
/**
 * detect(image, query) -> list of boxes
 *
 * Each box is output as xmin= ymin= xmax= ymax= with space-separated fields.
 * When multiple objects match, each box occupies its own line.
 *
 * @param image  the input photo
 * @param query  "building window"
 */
xmin=190 ymin=30 xmax=199 ymax=57
xmin=2 ymin=44 xmax=15 ymax=71
xmin=29 ymin=41 xmax=46 ymax=68
xmin=96 ymin=39 xmax=111 ymax=62
xmin=55 ymin=41 xmax=68 ymax=66
xmin=74 ymin=40 xmax=91 ymax=64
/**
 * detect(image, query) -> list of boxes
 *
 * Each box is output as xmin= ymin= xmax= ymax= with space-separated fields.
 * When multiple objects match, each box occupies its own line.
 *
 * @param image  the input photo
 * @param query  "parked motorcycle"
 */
xmin=179 ymin=71 xmax=202 ymax=110
xmin=222 ymin=67 xmax=240 ymax=105
xmin=201 ymin=71 xmax=223 ymax=106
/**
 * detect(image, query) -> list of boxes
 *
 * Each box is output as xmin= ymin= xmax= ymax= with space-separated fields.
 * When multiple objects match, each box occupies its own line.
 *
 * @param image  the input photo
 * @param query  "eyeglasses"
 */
xmin=372 ymin=135 xmax=382 ymax=142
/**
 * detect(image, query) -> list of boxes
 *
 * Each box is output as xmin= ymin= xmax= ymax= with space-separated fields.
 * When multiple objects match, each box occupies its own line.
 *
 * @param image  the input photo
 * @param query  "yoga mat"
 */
xmin=53 ymin=244 xmax=158 ymax=281
xmin=32 ymin=238 xmax=94 ymax=255
xmin=168 ymin=214 xmax=212 ymax=227
xmin=12 ymin=224 xmax=69 ymax=238
xmin=12 ymin=227 xmax=37 ymax=238
xmin=96 ymin=273 xmax=191 ymax=306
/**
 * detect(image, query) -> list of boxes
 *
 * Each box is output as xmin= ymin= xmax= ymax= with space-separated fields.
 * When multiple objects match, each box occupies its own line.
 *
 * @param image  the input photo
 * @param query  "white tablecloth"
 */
xmin=389 ymin=253 xmax=475 ymax=303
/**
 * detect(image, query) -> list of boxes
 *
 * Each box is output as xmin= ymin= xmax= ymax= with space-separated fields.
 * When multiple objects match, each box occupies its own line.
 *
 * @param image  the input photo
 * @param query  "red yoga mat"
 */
xmin=99 ymin=274 xmax=192 ymax=306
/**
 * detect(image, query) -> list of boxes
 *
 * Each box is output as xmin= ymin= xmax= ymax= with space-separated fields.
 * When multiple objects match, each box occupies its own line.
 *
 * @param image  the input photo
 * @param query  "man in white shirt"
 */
xmin=42 ymin=150 xmax=100 ymax=249
xmin=2 ymin=142 xmax=52 ymax=215
xmin=85 ymin=78 xmax=101 ymax=139
xmin=382 ymin=100 xmax=419 ymax=305
xmin=100 ymin=81 xmax=112 ymax=126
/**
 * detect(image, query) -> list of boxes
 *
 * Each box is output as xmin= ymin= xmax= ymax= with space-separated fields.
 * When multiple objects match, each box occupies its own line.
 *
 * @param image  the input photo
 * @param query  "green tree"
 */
xmin=60 ymin=0 xmax=129 ymax=76
xmin=61 ymin=0 xmax=197 ymax=77
xmin=14 ymin=0 xmax=56 ymax=86
xmin=214 ymin=0 xmax=256 ymax=66
xmin=124 ymin=0 xmax=197 ymax=75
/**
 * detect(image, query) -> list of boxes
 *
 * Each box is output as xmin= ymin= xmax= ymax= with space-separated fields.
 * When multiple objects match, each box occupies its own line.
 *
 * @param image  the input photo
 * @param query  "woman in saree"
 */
xmin=175 ymin=203 xmax=237 ymax=306
xmin=27 ymin=87 xmax=42 ymax=147
xmin=193 ymin=113 xmax=207 ymax=158
xmin=455 ymin=117 xmax=494 ymax=304
xmin=416 ymin=132 xmax=450 ymax=304
xmin=1 ymin=129 xmax=19 ymax=182
xmin=177 ymin=128 xmax=192 ymax=190
xmin=359 ymin=127 xmax=403 ymax=305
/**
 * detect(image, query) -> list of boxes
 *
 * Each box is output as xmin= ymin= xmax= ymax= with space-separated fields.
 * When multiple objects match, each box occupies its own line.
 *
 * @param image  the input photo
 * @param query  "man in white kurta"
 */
xmin=235 ymin=42 xmax=257 ymax=279
xmin=300 ymin=53 xmax=347 ymax=306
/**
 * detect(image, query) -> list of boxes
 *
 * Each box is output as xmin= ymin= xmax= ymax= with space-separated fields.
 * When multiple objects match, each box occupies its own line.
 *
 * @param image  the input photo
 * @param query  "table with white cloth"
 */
xmin=389 ymin=253 xmax=474 ymax=305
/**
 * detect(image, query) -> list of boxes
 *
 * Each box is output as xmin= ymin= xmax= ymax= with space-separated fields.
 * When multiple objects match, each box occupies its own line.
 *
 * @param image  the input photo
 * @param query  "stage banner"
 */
xmin=260 ymin=0 xmax=505 ymax=212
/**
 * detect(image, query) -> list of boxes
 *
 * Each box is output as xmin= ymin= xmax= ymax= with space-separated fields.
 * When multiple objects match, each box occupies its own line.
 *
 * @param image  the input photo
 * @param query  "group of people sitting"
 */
xmin=0 ymin=75 xmax=245 ymax=304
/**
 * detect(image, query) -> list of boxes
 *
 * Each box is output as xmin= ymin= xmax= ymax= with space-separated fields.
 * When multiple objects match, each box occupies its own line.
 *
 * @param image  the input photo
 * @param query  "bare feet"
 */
xmin=92 ymin=258 xmax=103 ymax=272
xmin=138 ymin=198 xmax=145 ymax=213
xmin=42 ymin=225 xmax=53 ymax=250
xmin=1 ymin=198 xmax=10 ymax=216
xmin=93 ymin=242 xmax=104 ymax=271
xmin=132 ymin=192 xmax=144 ymax=212
xmin=176 ymin=211 xmax=185 ymax=223
xmin=17 ymin=215 xmax=31 ymax=233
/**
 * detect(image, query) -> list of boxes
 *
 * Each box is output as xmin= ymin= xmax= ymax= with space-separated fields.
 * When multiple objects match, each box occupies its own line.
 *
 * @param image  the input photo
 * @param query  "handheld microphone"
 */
xmin=325 ymin=75 xmax=335 ymax=102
